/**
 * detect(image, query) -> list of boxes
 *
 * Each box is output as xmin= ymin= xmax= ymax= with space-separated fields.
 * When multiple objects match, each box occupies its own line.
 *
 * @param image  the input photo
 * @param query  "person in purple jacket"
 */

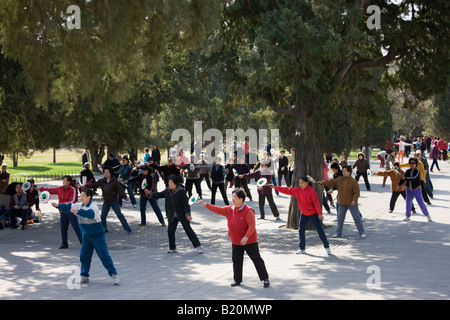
xmin=240 ymin=160 xmax=280 ymax=220
xmin=429 ymin=141 xmax=441 ymax=172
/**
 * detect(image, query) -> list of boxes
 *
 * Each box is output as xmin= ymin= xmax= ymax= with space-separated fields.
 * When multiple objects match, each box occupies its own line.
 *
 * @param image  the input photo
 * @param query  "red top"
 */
xmin=275 ymin=185 xmax=322 ymax=216
xmin=39 ymin=185 xmax=77 ymax=213
xmin=205 ymin=203 xmax=257 ymax=246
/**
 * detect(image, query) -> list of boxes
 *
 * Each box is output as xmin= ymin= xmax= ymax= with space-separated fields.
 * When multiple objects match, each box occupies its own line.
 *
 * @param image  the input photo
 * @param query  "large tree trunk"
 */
xmin=91 ymin=144 xmax=106 ymax=173
xmin=286 ymin=113 xmax=324 ymax=229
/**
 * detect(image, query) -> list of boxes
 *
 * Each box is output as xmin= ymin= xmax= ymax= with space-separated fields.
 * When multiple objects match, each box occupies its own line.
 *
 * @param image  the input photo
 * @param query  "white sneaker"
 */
xmin=332 ymin=233 xmax=341 ymax=238
xmin=326 ymin=248 xmax=332 ymax=255
xmin=167 ymin=249 xmax=177 ymax=254
xmin=427 ymin=215 xmax=432 ymax=222
xmin=81 ymin=276 xmax=89 ymax=284
xmin=296 ymin=249 xmax=306 ymax=254
xmin=360 ymin=233 xmax=366 ymax=238
xmin=403 ymin=217 xmax=410 ymax=221
xmin=196 ymin=246 xmax=203 ymax=254
xmin=111 ymin=274 xmax=120 ymax=286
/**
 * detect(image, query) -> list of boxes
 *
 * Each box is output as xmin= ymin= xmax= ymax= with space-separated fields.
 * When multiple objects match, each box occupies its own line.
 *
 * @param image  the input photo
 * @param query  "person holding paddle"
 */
xmin=198 ymin=188 xmax=270 ymax=288
xmin=270 ymin=176 xmax=331 ymax=255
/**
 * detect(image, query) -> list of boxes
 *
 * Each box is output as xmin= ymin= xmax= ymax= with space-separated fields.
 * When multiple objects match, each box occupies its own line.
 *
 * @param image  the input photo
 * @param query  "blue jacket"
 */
xmin=58 ymin=201 xmax=105 ymax=235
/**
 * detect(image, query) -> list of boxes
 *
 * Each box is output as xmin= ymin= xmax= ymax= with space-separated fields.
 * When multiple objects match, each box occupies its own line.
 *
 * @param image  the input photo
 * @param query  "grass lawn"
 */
xmin=2 ymin=149 xmax=87 ymax=183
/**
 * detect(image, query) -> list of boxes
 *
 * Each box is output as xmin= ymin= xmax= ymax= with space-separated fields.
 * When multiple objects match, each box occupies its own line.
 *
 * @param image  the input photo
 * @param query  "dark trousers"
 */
xmin=185 ymin=178 xmax=202 ymax=199
xmin=355 ymin=171 xmax=371 ymax=191
xmin=258 ymin=193 xmax=279 ymax=219
xmin=8 ymin=208 xmax=32 ymax=228
xmin=60 ymin=213 xmax=83 ymax=247
xmin=101 ymin=201 xmax=131 ymax=232
xmin=234 ymin=178 xmax=252 ymax=201
xmin=80 ymin=232 xmax=116 ymax=277
xmin=168 ymin=218 xmax=201 ymax=250
xmin=199 ymin=174 xmax=211 ymax=190
xmin=277 ymin=170 xmax=290 ymax=187
xmin=390 ymin=191 xmax=415 ymax=211
xmin=211 ymin=182 xmax=229 ymax=205
xmin=299 ymin=213 xmax=329 ymax=250
xmin=420 ymin=181 xmax=430 ymax=204
xmin=140 ymin=196 xmax=164 ymax=225
xmin=232 ymin=242 xmax=269 ymax=283
xmin=430 ymin=159 xmax=440 ymax=171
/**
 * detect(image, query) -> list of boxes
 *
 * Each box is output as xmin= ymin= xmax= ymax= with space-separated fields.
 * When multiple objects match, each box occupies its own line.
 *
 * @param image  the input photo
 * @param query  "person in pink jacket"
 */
xmin=39 ymin=175 xmax=82 ymax=249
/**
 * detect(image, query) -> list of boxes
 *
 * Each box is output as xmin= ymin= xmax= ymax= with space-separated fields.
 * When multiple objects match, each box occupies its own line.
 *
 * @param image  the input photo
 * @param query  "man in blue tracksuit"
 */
xmin=53 ymin=188 xmax=119 ymax=285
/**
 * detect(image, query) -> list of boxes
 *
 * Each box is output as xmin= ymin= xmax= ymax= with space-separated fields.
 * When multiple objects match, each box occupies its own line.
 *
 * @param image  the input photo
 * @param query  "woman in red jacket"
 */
xmin=199 ymin=189 xmax=270 ymax=288
xmin=39 ymin=175 xmax=82 ymax=249
xmin=272 ymin=176 xmax=331 ymax=255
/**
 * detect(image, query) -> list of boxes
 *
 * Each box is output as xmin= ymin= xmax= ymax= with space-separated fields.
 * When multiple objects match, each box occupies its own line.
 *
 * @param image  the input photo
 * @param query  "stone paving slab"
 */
xmin=1 ymin=159 xmax=449 ymax=302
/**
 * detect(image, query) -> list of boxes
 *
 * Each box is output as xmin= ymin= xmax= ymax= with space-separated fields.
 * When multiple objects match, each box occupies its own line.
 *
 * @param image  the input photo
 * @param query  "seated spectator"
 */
xmin=8 ymin=183 xmax=35 ymax=230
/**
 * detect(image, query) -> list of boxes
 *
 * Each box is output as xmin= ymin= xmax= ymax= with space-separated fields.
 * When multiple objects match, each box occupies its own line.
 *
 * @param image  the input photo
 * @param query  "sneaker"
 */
xmin=403 ymin=217 xmax=410 ymax=221
xmin=388 ymin=210 xmax=393 ymax=213
xmin=296 ymin=249 xmax=306 ymax=254
xmin=133 ymin=204 xmax=137 ymax=208
xmin=332 ymin=233 xmax=341 ymax=238
xmin=427 ymin=215 xmax=432 ymax=222
xmin=360 ymin=233 xmax=366 ymax=238
xmin=167 ymin=249 xmax=177 ymax=254
xmin=275 ymin=216 xmax=281 ymax=221
xmin=326 ymin=248 xmax=332 ymax=255
xmin=81 ymin=276 xmax=89 ymax=284
xmin=111 ymin=274 xmax=120 ymax=286
xmin=263 ymin=280 xmax=270 ymax=288
xmin=196 ymin=246 xmax=203 ymax=254
xmin=230 ymin=282 xmax=241 ymax=287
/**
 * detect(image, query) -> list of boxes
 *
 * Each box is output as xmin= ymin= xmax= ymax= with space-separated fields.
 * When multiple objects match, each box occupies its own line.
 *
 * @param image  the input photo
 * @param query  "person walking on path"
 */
xmin=398 ymin=158 xmax=432 ymax=222
xmin=199 ymin=188 xmax=270 ymax=288
xmin=319 ymin=166 xmax=366 ymax=238
xmin=149 ymin=175 xmax=202 ymax=254
xmin=89 ymin=167 xmax=131 ymax=233
xmin=271 ymin=177 xmax=331 ymax=255
xmin=39 ymin=175 xmax=82 ymax=249
xmin=430 ymin=141 xmax=441 ymax=172
xmin=53 ymin=188 xmax=120 ymax=286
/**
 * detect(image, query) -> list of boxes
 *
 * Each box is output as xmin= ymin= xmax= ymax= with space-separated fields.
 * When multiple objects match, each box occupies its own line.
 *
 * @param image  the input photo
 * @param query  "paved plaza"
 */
xmin=1 ymin=160 xmax=449 ymax=301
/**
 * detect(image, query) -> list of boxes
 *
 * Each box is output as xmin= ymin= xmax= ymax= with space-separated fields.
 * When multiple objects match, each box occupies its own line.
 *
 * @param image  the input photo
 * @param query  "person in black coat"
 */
xmin=149 ymin=175 xmax=202 ymax=254
xmin=233 ymin=157 xmax=253 ymax=201
xmin=150 ymin=158 xmax=182 ymax=187
xmin=126 ymin=165 xmax=165 ymax=226
xmin=151 ymin=145 xmax=161 ymax=165
xmin=210 ymin=158 xmax=229 ymax=205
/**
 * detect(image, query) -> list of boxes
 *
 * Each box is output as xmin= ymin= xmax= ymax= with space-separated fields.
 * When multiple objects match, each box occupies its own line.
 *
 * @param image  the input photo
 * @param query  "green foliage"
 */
xmin=428 ymin=84 xmax=450 ymax=140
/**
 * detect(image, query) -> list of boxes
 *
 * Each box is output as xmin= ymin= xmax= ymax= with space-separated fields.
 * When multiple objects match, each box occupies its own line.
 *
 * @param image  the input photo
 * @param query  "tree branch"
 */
xmin=261 ymin=93 xmax=296 ymax=116
xmin=338 ymin=48 xmax=401 ymax=84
